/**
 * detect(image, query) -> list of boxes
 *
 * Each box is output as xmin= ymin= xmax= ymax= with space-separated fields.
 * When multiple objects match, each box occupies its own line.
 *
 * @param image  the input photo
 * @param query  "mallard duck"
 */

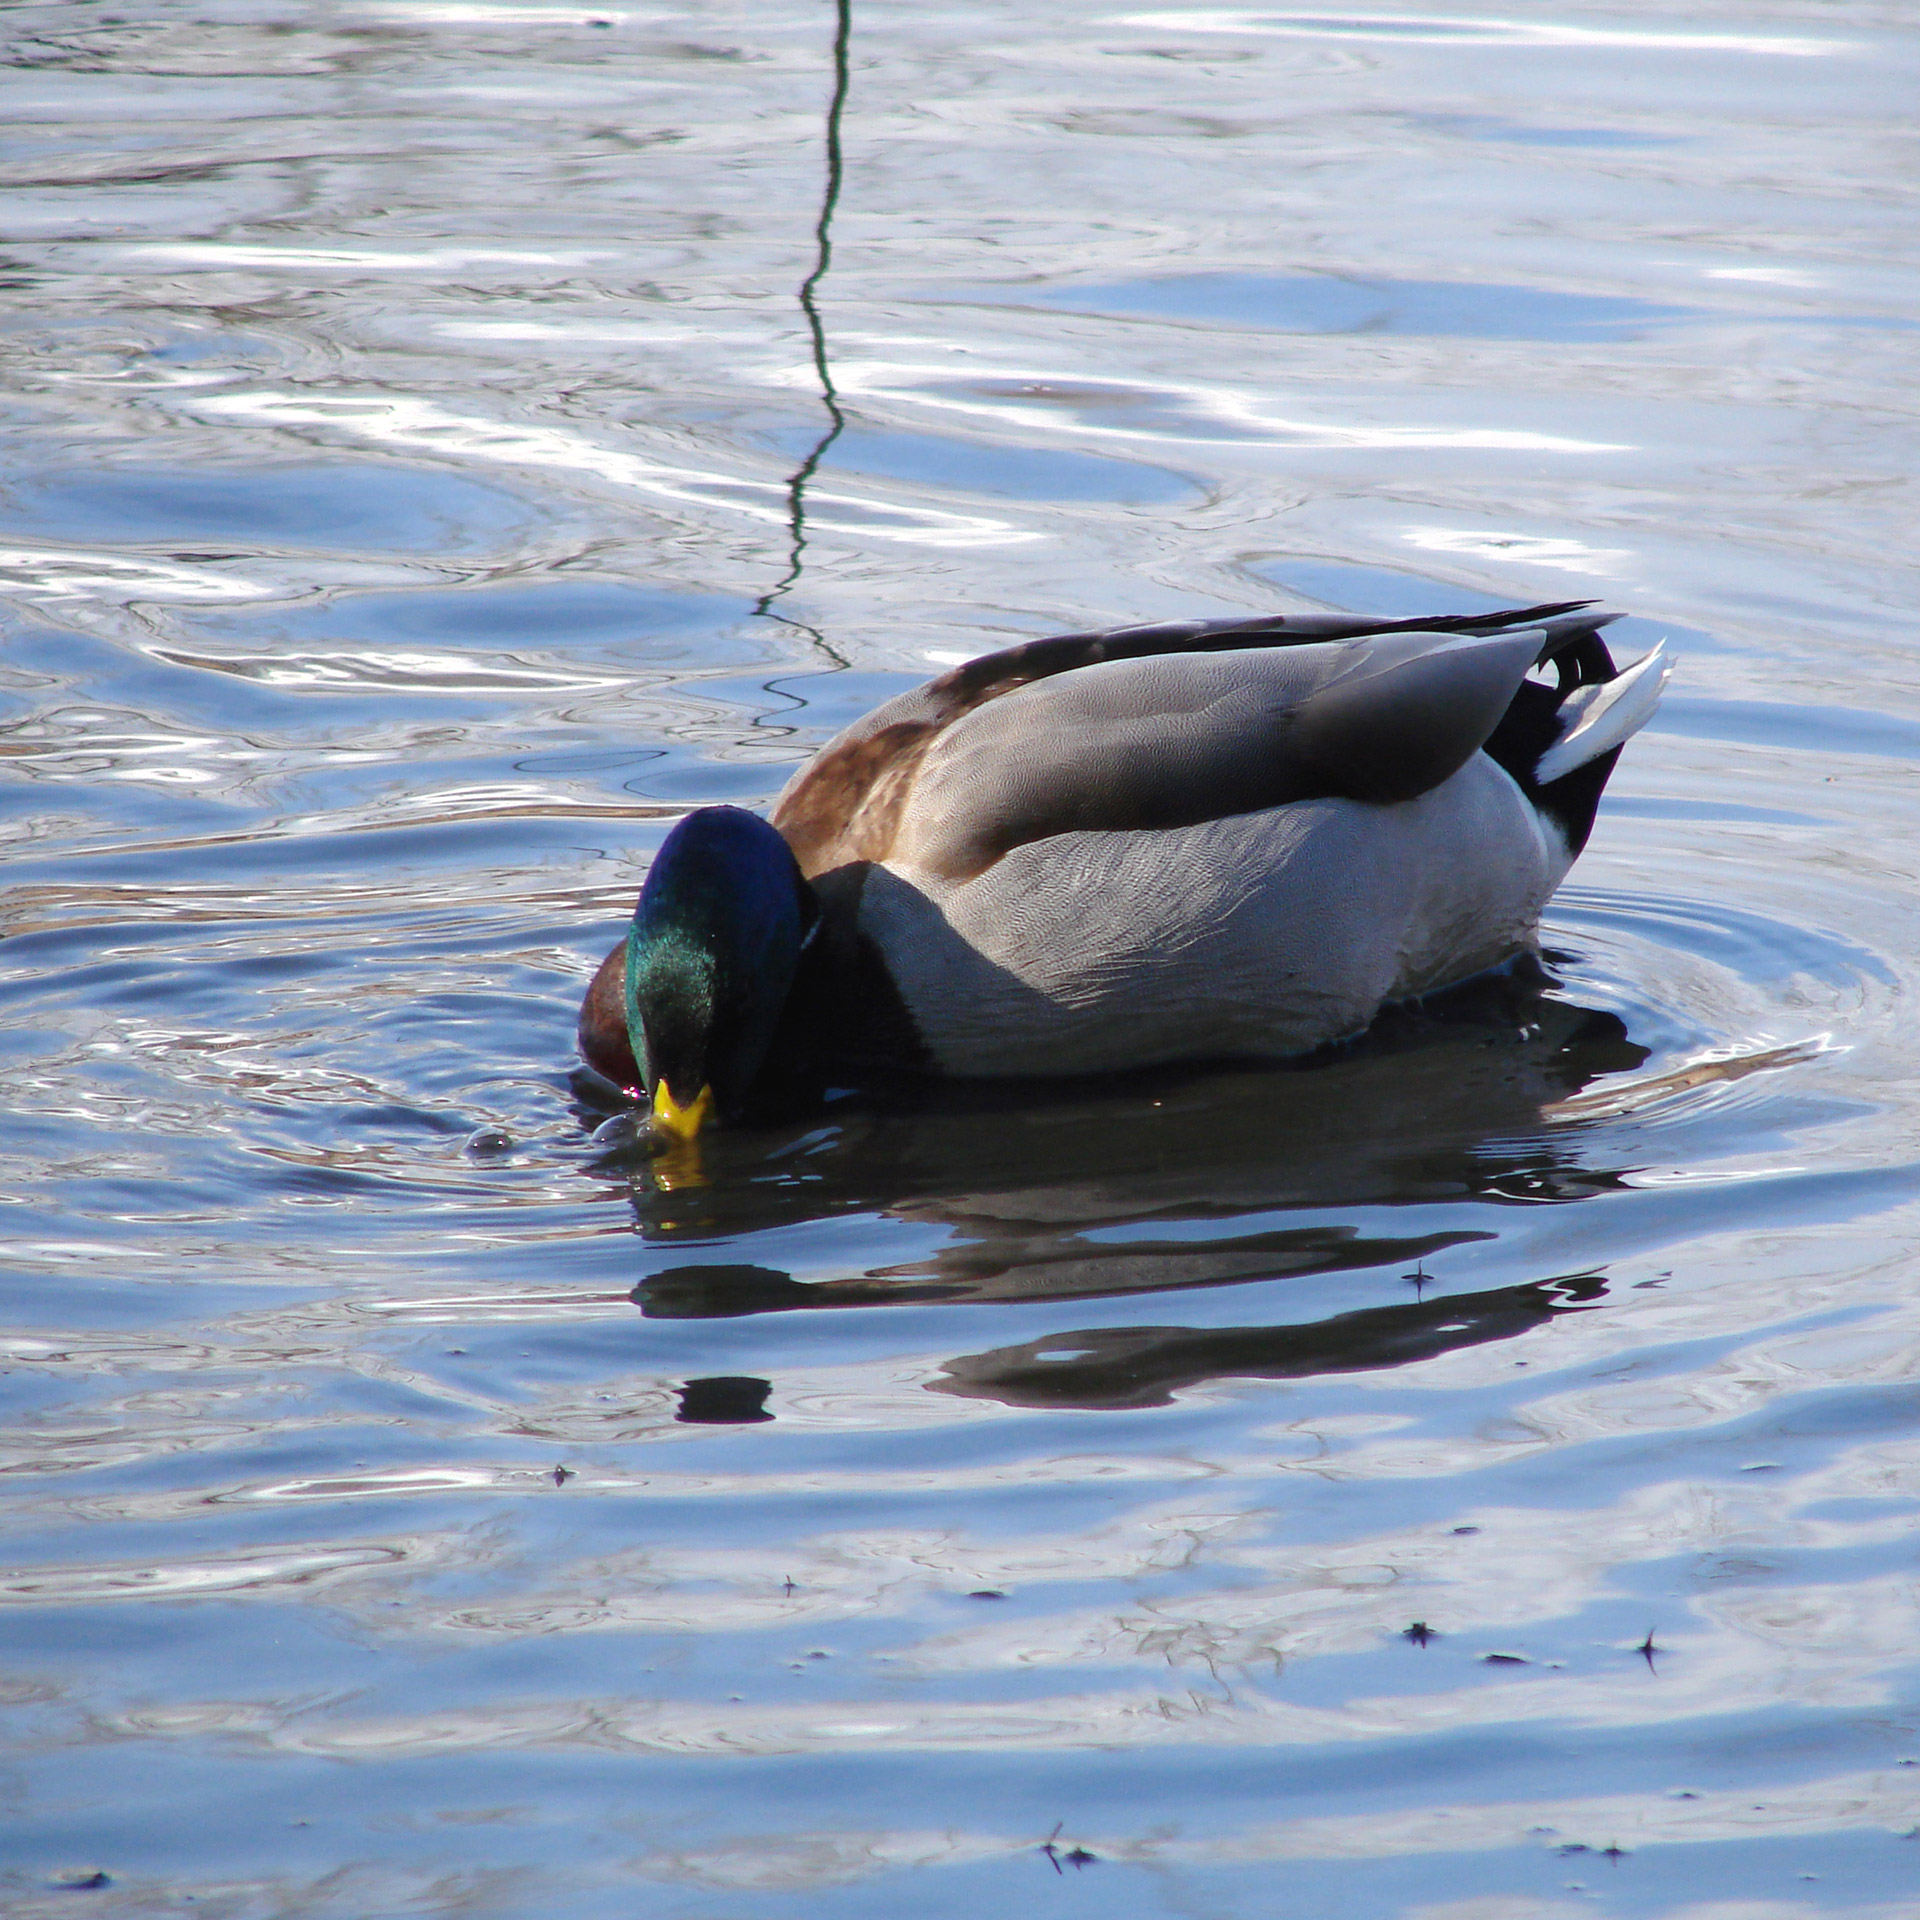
xmin=579 ymin=599 xmax=1667 ymax=1136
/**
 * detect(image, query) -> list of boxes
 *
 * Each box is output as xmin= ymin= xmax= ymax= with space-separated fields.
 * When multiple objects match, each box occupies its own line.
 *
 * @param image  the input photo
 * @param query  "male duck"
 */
xmin=579 ymin=599 xmax=1667 ymax=1136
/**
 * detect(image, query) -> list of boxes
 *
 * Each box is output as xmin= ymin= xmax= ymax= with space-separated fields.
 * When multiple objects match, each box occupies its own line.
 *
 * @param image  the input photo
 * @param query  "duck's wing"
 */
xmin=894 ymin=626 xmax=1566 ymax=880
xmin=772 ymin=601 xmax=1599 ymax=878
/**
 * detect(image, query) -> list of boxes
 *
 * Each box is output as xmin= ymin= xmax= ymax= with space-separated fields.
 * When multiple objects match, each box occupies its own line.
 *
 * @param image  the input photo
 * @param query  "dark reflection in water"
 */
xmin=753 ymin=0 xmax=853 ymax=664
xmin=674 ymin=1375 xmax=776 ymax=1424
xmin=619 ymin=974 xmax=1639 ymax=1416
xmin=609 ymin=971 xmax=1648 ymax=1317
xmin=932 ymin=1272 xmax=1608 ymax=1411
xmin=637 ymin=1221 xmax=1486 ymax=1317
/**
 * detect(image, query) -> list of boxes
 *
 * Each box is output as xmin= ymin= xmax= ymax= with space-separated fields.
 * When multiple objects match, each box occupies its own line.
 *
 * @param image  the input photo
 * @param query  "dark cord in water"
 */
xmin=754 ymin=0 xmax=852 ymax=664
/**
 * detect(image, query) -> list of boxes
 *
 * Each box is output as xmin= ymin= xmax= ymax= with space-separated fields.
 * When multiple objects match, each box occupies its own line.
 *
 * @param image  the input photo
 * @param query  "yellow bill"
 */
xmin=650 ymin=1080 xmax=715 ymax=1144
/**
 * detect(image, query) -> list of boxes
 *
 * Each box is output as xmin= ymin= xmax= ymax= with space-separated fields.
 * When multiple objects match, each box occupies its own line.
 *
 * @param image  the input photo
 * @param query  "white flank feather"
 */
xmin=1534 ymin=642 xmax=1671 ymax=786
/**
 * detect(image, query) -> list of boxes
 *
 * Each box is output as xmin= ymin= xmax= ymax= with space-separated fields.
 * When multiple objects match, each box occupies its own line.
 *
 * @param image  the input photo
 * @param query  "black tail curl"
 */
xmin=1480 ymin=607 xmax=1625 ymax=855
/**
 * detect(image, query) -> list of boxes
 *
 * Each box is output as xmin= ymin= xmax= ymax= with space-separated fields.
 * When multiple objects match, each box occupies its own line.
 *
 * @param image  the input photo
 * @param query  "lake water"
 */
xmin=4 ymin=3 xmax=1920 ymax=1914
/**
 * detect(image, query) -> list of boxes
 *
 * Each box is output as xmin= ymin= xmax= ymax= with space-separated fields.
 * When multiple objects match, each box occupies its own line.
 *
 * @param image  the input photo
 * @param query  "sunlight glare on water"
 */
xmin=2 ymin=2 xmax=1920 ymax=1915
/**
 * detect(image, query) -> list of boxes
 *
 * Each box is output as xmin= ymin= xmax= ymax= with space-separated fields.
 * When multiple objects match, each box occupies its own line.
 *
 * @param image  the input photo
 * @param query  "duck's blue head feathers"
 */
xmin=624 ymin=806 xmax=814 ymax=1127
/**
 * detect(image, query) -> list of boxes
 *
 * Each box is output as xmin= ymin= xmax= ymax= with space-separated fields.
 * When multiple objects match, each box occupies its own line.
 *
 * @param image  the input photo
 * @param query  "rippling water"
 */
xmin=4 ymin=2 xmax=1920 ymax=1914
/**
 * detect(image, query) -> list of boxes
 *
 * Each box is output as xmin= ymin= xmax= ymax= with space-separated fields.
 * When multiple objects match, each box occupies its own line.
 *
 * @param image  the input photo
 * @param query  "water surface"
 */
xmin=4 ymin=2 xmax=1920 ymax=1915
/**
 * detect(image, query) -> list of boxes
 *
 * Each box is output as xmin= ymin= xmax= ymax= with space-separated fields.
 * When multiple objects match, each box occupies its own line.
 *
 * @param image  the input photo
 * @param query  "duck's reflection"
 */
xmin=607 ymin=976 xmax=1646 ymax=1412
xmin=601 ymin=972 xmax=1647 ymax=1311
xmin=929 ymin=1271 xmax=1607 ymax=1412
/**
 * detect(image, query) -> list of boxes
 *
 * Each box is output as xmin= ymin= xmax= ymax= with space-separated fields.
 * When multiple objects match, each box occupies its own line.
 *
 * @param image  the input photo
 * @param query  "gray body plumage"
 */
xmin=862 ymin=759 xmax=1560 ymax=1074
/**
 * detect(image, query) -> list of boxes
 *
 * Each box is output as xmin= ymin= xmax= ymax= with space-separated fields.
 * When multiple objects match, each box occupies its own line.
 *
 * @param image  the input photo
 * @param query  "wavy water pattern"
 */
xmin=2 ymin=1 xmax=1919 ymax=1916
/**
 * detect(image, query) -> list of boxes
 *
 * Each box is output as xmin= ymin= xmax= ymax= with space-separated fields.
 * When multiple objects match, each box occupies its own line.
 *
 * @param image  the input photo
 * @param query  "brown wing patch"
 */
xmin=774 ymin=720 xmax=938 ymax=875
xmin=773 ymin=654 xmax=1075 ymax=873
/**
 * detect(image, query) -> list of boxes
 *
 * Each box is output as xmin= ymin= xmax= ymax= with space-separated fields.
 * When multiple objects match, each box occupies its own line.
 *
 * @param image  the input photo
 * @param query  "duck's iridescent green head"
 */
xmin=624 ymin=806 xmax=814 ymax=1135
